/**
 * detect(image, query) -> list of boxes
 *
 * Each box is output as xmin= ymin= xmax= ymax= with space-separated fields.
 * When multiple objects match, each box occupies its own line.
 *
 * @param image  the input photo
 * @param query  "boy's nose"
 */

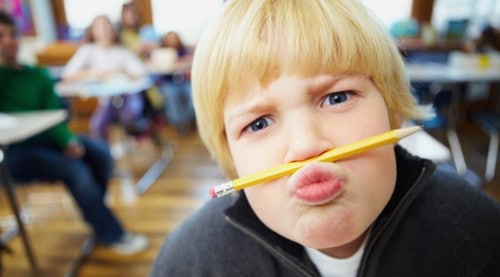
xmin=284 ymin=118 xmax=333 ymax=163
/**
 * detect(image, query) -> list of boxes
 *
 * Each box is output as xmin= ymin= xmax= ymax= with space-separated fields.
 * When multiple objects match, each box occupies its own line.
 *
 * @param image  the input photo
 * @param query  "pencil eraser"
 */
xmin=209 ymin=187 xmax=216 ymax=198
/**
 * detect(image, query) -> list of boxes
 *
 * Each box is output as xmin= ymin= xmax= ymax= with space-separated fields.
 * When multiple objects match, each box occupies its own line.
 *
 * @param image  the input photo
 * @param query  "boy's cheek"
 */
xmin=233 ymin=153 xmax=275 ymax=178
xmin=229 ymin=139 xmax=282 ymax=178
xmin=245 ymin=183 xmax=290 ymax=225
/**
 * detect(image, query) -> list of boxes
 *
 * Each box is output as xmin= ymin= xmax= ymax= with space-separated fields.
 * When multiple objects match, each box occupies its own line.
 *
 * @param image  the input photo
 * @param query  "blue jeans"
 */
xmin=5 ymin=136 xmax=125 ymax=244
xmin=159 ymin=80 xmax=195 ymax=135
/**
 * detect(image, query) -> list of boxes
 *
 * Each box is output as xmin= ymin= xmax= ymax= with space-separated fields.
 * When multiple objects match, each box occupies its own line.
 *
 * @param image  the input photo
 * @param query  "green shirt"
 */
xmin=0 ymin=65 xmax=75 ymax=149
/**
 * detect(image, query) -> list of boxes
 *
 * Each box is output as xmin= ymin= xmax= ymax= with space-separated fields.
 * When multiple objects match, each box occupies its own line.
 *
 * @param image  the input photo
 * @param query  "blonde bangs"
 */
xmin=192 ymin=0 xmax=427 ymax=178
xmin=221 ymin=0 xmax=384 ymax=88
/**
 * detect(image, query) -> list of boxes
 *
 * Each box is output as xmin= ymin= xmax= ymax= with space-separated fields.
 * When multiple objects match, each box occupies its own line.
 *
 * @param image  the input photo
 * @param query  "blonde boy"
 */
xmin=151 ymin=1 xmax=500 ymax=276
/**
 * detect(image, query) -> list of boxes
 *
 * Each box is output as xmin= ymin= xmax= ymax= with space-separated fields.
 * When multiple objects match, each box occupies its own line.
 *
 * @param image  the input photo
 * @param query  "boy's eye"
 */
xmin=244 ymin=116 xmax=272 ymax=133
xmin=321 ymin=91 xmax=353 ymax=106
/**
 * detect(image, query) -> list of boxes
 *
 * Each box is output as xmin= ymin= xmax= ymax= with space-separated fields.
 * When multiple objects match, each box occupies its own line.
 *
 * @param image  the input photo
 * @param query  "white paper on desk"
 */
xmin=0 ymin=113 xmax=17 ymax=130
xmin=82 ymin=76 xmax=153 ymax=97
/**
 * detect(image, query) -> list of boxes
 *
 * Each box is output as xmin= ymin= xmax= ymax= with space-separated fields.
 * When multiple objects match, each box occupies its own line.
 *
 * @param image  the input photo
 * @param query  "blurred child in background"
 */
xmin=62 ymin=15 xmax=149 ymax=142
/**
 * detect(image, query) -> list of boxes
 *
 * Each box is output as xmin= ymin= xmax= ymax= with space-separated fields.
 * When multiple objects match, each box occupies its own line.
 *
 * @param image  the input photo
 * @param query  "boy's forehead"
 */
xmin=222 ymin=73 xmax=361 ymax=115
xmin=224 ymin=81 xmax=260 ymax=110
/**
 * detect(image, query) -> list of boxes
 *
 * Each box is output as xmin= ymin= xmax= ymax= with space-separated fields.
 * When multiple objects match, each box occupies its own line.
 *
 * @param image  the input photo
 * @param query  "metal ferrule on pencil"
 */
xmin=211 ymin=181 xmax=235 ymax=198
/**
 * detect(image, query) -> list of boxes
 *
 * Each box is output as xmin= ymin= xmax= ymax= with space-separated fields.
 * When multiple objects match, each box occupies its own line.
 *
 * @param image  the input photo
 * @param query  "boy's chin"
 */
xmin=290 ymin=208 xmax=360 ymax=249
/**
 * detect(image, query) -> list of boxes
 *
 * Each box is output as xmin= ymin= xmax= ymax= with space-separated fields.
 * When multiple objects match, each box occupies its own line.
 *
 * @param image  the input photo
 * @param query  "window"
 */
xmin=433 ymin=0 xmax=499 ymax=38
xmin=150 ymin=0 xmax=224 ymax=46
xmin=63 ymin=0 xmax=129 ymax=40
xmin=151 ymin=0 xmax=414 ymax=45
xmin=360 ymin=0 xmax=413 ymax=29
xmin=361 ymin=0 xmax=500 ymax=40
xmin=60 ymin=0 xmax=500 ymax=44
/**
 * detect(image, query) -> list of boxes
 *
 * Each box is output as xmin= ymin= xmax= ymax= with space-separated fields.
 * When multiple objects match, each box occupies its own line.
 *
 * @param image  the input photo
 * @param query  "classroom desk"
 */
xmin=55 ymin=77 xmax=172 ymax=195
xmin=406 ymin=60 xmax=500 ymax=176
xmin=55 ymin=76 xmax=153 ymax=98
xmin=406 ymin=63 xmax=500 ymax=83
xmin=0 ymin=109 xmax=67 ymax=273
xmin=56 ymin=76 xmax=153 ymax=135
xmin=398 ymin=128 xmax=451 ymax=163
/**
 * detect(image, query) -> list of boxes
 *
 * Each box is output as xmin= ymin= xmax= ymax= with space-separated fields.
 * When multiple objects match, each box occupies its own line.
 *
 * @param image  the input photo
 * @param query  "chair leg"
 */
xmin=485 ymin=133 xmax=498 ymax=182
xmin=0 ymin=163 xmax=39 ymax=273
xmin=447 ymin=128 xmax=467 ymax=176
xmin=64 ymin=234 xmax=96 ymax=277
xmin=135 ymin=141 xmax=174 ymax=195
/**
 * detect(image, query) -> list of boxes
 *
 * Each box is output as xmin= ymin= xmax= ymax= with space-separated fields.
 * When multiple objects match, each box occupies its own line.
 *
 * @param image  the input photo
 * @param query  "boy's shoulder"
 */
xmin=424 ymin=163 xmax=500 ymax=216
xmin=168 ymin=195 xmax=232 ymax=237
xmin=405 ymin=163 xmax=500 ymax=273
xmin=373 ymin=160 xmax=500 ymax=276
xmin=151 ymin=195 xmax=269 ymax=275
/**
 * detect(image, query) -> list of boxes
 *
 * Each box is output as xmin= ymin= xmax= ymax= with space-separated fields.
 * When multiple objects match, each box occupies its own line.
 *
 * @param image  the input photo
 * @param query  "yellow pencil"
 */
xmin=209 ymin=126 xmax=422 ymax=198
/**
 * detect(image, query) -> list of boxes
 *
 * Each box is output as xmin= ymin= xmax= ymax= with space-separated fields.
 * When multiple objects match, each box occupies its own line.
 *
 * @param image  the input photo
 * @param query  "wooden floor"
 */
xmin=0 ymin=120 xmax=499 ymax=276
xmin=0 ymin=125 xmax=226 ymax=277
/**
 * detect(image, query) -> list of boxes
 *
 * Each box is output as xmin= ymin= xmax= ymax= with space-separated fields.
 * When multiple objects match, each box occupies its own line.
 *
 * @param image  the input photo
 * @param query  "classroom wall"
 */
xmin=17 ymin=0 xmax=55 ymax=64
xmin=31 ymin=0 xmax=56 ymax=42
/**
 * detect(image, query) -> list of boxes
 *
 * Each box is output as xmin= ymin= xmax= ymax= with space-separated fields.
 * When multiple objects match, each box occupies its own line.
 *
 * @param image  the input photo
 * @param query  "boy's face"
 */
xmin=0 ymin=22 xmax=18 ymax=64
xmin=224 ymin=73 xmax=397 ymax=257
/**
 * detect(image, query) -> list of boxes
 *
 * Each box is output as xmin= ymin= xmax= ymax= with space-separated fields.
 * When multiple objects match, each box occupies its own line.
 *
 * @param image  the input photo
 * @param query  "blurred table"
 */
xmin=55 ymin=76 xmax=154 ymax=134
xmin=55 ymin=76 xmax=153 ymax=98
xmin=406 ymin=63 xmax=500 ymax=83
xmin=0 ymin=110 xmax=67 ymax=144
xmin=55 ymin=77 xmax=171 ymax=195
xmin=405 ymin=53 xmax=500 ymax=175
xmin=398 ymin=129 xmax=451 ymax=163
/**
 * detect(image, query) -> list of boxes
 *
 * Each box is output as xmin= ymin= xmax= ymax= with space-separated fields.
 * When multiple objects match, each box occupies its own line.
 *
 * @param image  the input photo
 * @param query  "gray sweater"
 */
xmin=151 ymin=146 xmax=500 ymax=276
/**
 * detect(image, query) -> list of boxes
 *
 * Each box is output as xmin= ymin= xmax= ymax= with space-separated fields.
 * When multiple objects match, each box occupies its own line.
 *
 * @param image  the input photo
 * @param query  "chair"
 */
xmin=473 ymin=112 xmax=500 ymax=182
xmin=17 ymin=181 xmax=96 ymax=277
xmin=0 ymin=179 xmax=95 ymax=277
xmin=407 ymin=50 xmax=469 ymax=176
xmin=113 ymin=87 xmax=174 ymax=195
xmin=65 ymin=97 xmax=99 ymax=134
xmin=35 ymin=42 xmax=78 ymax=67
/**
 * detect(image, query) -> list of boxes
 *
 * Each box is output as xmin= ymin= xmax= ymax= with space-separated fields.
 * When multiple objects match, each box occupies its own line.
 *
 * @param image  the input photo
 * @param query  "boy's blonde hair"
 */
xmin=192 ymin=0 xmax=428 ymax=178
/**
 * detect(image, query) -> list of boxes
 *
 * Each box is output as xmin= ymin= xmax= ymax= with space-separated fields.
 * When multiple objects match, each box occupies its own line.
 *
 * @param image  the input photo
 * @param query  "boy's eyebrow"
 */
xmin=308 ymin=75 xmax=340 ymax=93
xmin=307 ymin=74 xmax=358 ymax=93
xmin=225 ymin=74 xmax=363 ymax=122
xmin=224 ymin=96 xmax=266 ymax=123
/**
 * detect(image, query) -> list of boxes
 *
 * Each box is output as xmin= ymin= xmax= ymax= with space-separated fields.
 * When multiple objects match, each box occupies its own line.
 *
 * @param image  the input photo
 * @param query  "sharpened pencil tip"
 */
xmin=397 ymin=126 xmax=422 ymax=138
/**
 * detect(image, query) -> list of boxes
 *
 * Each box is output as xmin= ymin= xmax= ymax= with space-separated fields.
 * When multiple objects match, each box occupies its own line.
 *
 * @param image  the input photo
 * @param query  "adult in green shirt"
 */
xmin=0 ymin=10 xmax=147 ymax=255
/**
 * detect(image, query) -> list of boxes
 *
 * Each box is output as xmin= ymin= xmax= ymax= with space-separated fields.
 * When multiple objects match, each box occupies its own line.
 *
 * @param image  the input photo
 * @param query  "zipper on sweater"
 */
xmin=356 ymin=165 xmax=428 ymax=277
xmin=226 ymin=216 xmax=317 ymax=277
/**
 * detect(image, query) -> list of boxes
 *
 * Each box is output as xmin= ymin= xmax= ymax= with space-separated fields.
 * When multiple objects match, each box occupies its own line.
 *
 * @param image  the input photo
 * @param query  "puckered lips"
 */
xmin=288 ymin=162 xmax=344 ymax=205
